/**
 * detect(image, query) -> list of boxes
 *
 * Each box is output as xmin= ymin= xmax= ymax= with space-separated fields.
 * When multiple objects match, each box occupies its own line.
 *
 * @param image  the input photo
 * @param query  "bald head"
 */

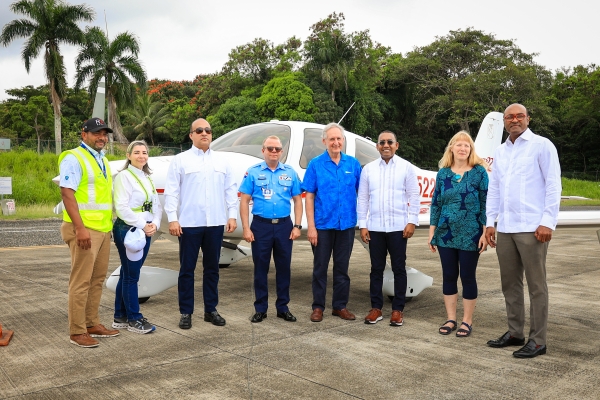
xmin=189 ymin=118 xmax=212 ymax=151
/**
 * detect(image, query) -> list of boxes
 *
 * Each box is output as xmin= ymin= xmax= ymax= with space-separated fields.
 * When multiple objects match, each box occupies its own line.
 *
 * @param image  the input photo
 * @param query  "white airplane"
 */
xmin=53 ymin=114 xmax=600 ymax=304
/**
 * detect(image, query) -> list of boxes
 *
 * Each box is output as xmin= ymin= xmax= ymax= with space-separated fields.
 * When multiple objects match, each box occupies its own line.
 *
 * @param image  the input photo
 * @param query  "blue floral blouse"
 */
xmin=430 ymin=164 xmax=488 ymax=251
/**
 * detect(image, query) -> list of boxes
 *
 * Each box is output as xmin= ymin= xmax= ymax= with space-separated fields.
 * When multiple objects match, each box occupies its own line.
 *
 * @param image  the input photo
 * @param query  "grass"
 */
xmin=0 ymin=203 xmax=59 ymax=220
xmin=1 ymin=151 xmax=599 ymax=220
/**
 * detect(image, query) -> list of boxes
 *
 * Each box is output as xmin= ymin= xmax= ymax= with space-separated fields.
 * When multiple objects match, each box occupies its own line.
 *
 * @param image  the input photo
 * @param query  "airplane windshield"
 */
xmin=355 ymin=138 xmax=380 ymax=167
xmin=299 ymin=128 xmax=347 ymax=168
xmin=211 ymin=123 xmax=291 ymax=162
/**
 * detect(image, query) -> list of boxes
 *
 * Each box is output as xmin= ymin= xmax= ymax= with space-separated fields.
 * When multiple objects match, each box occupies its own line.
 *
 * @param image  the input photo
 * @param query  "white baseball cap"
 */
xmin=124 ymin=227 xmax=146 ymax=262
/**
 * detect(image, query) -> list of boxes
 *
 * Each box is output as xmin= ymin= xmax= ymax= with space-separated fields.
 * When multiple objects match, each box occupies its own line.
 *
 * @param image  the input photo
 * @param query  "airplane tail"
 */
xmin=474 ymin=111 xmax=504 ymax=169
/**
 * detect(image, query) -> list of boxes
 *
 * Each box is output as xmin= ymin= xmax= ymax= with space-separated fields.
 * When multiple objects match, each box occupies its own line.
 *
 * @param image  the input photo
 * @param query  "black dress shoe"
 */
xmin=179 ymin=314 xmax=192 ymax=329
xmin=513 ymin=339 xmax=547 ymax=358
xmin=204 ymin=311 xmax=226 ymax=326
xmin=276 ymin=311 xmax=297 ymax=322
xmin=251 ymin=312 xmax=267 ymax=323
xmin=487 ymin=331 xmax=525 ymax=348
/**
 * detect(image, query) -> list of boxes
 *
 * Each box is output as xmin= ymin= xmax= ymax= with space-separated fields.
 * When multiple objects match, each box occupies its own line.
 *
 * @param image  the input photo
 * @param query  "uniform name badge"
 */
xmin=262 ymin=188 xmax=273 ymax=200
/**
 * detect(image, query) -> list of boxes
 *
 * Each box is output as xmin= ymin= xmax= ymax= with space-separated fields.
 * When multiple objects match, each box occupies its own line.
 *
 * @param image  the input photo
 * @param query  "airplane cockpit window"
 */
xmin=300 ymin=128 xmax=347 ymax=168
xmin=211 ymin=123 xmax=291 ymax=162
xmin=355 ymin=138 xmax=380 ymax=167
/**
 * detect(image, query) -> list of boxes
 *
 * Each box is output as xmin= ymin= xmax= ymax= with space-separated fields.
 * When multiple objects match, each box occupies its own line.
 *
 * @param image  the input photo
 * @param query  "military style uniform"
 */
xmin=239 ymin=162 xmax=302 ymax=313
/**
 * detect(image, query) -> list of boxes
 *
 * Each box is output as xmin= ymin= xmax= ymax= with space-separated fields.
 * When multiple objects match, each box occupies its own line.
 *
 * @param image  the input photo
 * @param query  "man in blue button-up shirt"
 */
xmin=302 ymin=123 xmax=362 ymax=322
xmin=240 ymin=135 xmax=303 ymax=323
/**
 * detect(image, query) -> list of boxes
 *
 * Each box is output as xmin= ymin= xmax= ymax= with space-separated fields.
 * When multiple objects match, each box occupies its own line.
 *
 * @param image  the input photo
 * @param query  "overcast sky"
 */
xmin=0 ymin=0 xmax=598 ymax=101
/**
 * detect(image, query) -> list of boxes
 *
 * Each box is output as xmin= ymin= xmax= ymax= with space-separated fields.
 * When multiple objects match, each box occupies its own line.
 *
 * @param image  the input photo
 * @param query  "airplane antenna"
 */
xmin=338 ymin=102 xmax=355 ymax=124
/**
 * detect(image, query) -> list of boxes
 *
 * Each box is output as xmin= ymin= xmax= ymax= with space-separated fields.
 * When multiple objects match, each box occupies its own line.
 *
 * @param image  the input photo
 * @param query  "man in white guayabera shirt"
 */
xmin=357 ymin=130 xmax=420 ymax=327
xmin=164 ymin=118 xmax=238 ymax=330
xmin=485 ymin=103 xmax=561 ymax=359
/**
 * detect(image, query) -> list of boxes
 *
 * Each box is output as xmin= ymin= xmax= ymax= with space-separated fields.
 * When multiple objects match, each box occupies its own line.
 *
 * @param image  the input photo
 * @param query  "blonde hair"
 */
xmin=121 ymin=140 xmax=152 ymax=175
xmin=438 ymin=131 xmax=489 ymax=169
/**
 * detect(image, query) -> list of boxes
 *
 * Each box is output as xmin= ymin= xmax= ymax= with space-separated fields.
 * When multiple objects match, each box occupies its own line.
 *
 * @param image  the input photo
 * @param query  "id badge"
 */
xmin=262 ymin=188 xmax=273 ymax=200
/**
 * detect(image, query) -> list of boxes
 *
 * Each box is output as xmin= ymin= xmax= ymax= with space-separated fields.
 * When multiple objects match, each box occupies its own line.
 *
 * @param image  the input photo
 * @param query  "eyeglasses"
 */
xmin=378 ymin=140 xmax=396 ymax=146
xmin=263 ymin=146 xmax=283 ymax=153
xmin=503 ymin=114 xmax=527 ymax=121
xmin=190 ymin=127 xmax=212 ymax=134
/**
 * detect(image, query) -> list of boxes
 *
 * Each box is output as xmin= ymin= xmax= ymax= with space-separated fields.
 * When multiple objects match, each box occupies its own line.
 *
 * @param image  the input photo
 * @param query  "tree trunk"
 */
xmin=50 ymin=83 xmax=62 ymax=154
xmin=107 ymin=92 xmax=129 ymax=144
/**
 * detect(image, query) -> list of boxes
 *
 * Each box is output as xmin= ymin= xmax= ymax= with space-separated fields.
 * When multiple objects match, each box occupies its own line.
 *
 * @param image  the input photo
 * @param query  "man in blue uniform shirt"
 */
xmin=240 ymin=135 xmax=303 ymax=323
xmin=302 ymin=123 xmax=362 ymax=322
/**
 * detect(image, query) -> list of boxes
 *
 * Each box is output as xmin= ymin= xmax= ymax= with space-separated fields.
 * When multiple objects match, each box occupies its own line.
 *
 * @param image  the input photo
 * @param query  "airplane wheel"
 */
xmin=388 ymin=296 xmax=412 ymax=302
xmin=219 ymin=264 xmax=230 ymax=268
xmin=388 ymin=295 xmax=394 ymax=302
xmin=139 ymin=297 xmax=150 ymax=304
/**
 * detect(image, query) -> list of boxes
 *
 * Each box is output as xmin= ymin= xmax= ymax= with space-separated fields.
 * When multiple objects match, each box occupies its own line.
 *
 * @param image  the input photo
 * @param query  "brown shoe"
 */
xmin=390 ymin=310 xmax=404 ymax=326
xmin=310 ymin=308 xmax=323 ymax=322
xmin=87 ymin=324 xmax=120 ymax=338
xmin=332 ymin=308 xmax=356 ymax=320
xmin=364 ymin=308 xmax=383 ymax=324
xmin=70 ymin=333 xmax=99 ymax=348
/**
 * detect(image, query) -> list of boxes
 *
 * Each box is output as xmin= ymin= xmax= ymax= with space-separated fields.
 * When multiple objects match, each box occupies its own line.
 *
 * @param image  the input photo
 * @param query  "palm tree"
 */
xmin=0 ymin=0 xmax=95 ymax=154
xmin=122 ymin=92 xmax=169 ymax=146
xmin=74 ymin=26 xmax=147 ymax=144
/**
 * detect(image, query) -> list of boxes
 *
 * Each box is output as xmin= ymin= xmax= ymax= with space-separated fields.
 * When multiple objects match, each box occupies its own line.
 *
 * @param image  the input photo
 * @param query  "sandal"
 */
xmin=456 ymin=322 xmax=472 ymax=337
xmin=438 ymin=320 xmax=457 ymax=335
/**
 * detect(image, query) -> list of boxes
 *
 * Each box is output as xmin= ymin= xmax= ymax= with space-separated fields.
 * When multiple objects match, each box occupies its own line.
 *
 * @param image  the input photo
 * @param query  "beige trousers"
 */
xmin=496 ymin=232 xmax=549 ymax=346
xmin=61 ymin=222 xmax=111 ymax=335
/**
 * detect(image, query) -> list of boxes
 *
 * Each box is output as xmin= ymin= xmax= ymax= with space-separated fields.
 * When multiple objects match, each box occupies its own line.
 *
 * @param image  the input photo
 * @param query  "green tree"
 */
xmin=74 ymin=26 xmax=147 ymax=144
xmin=0 ymin=0 xmax=94 ymax=154
xmin=162 ymin=99 xmax=198 ymax=144
xmin=122 ymin=93 xmax=169 ymax=145
xmin=256 ymin=73 xmax=317 ymax=121
xmin=303 ymin=12 xmax=354 ymax=102
xmin=550 ymin=65 xmax=600 ymax=173
xmin=207 ymin=95 xmax=260 ymax=137
xmin=9 ymin=95 xmax=53 ymax=153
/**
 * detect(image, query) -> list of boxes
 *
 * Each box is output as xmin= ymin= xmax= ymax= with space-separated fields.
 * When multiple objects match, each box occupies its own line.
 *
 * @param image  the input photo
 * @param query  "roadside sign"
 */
xmin=0 ymin=177 xmax=12 ymax=195
xmin=0 ymin=138 xmax=10 ymax=150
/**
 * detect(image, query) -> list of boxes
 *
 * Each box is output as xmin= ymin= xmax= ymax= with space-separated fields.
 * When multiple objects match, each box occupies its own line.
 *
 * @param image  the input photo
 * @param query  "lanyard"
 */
xmin=80 ymin=143 xmax=106 ymax=178
xmin=127 ymin=169 xmax=156 ymax=203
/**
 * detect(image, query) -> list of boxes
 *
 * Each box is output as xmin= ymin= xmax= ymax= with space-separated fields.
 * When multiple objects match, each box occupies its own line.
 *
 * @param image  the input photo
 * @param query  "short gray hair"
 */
xmin=262 ymin=135 xmax=281 ymax=146
xmin=322 ymin=122 xmax=345 ymax=139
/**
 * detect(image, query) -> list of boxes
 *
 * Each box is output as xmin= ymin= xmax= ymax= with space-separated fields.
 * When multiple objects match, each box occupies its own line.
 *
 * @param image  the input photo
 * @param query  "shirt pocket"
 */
xmin=514 ymin=156 xmax=533 ymax=175
xmin=183 ymin=163 xmax=201 ymax=175
xmin=278 ymin=178 xmax=292 ymax=188
xmin=343 ymin=171 xmax=355 ymax=186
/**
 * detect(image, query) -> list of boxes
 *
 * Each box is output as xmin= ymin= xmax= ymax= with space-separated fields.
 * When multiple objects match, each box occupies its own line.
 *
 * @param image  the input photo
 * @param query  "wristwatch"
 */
xmin=293 ymin=224 xmax=302 ymax=229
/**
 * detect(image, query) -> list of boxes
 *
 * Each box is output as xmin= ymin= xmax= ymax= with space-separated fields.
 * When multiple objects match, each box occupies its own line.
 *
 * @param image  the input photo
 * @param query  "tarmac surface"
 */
xmin=0 ymin=223 xmax=599 ymax=399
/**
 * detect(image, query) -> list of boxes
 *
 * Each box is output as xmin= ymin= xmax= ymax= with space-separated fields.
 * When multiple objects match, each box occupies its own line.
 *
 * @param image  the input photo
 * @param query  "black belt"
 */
xmin=253 ymin=215 xmax=290 ymax=224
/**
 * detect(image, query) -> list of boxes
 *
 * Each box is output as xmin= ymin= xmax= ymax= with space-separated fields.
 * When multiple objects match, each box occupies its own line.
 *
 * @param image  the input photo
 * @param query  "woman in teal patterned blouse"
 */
xmin=429 ymin=131 xmax=489 ymax=338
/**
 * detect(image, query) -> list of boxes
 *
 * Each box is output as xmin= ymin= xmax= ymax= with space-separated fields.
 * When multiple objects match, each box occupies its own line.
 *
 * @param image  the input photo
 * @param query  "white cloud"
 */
xmin=1 ymin=0 xmax=598 ymax=100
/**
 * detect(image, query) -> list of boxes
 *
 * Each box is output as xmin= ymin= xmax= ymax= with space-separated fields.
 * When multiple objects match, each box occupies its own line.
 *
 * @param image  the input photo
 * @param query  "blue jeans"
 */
xmin=113 ymin=218 xmax=151 ymax=321
xmin=311 ymin=228 xmax=355 ymax=311
xmin=178 ymin=226 xmax=224 ymax=314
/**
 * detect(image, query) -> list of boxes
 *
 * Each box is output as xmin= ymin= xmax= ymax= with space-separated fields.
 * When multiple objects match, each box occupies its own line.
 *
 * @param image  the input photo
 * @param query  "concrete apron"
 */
xmin=0 ymin=228 xmax=599 ymax=399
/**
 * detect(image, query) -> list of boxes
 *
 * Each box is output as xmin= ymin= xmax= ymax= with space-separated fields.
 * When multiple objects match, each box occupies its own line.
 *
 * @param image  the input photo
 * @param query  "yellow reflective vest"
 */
xmin=58 ymin=146 xmax=113 ymax=232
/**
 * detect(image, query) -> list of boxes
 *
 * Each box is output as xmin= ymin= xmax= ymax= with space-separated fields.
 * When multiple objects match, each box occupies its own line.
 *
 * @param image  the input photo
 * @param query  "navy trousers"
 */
xmin=250 ymin=217 xmax=293 ymax=313
xmin=311 ymin=228 xmax=355 ymax=311
xmin=437 ymin=246 xmax=479 ymax=300
xmin=368 ymin=230 xmax=408 ymax=311
xmin=178 ymin=225 xmax=224 ymax=314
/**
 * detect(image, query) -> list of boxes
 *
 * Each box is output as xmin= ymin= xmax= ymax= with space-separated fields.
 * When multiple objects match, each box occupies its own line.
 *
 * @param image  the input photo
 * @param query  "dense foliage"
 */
xmin=1 ymin=9 xmax=599 ymax=174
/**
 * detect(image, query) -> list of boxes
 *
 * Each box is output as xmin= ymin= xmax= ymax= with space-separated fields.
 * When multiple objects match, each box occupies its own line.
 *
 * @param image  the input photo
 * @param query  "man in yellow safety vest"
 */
xmin=59 ymin=117 xmax=120 ymax=347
